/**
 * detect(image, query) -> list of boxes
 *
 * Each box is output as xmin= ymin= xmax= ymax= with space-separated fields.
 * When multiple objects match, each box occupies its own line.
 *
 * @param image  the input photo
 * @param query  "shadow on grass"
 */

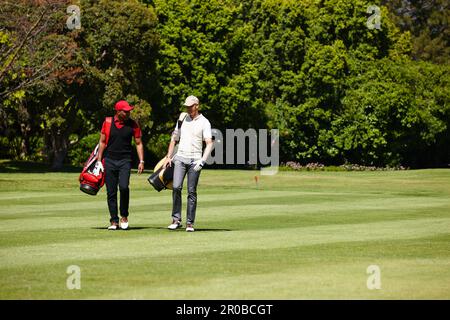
xmin=91 ymin=226 xmax=233 ymax=232
xmin=0 ymin=160 xmax=83 ymax=173
xmin=91 ymin=226 xmax=153 ymax=231
xmin=144 ymin=226 xmax=233 ymax=232
xmin=188 ymin=228 xmax=233 ymax=232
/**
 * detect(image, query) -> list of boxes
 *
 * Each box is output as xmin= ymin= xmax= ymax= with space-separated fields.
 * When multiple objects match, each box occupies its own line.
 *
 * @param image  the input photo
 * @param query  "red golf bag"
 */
xmin=79 ymin=117 xmax=112 ymax=195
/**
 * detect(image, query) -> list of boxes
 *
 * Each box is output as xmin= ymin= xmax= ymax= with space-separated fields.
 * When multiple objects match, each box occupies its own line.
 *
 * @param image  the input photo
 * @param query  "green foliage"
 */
xmin=80 ymin=0 xmax=159 ymax=111
xmin=383 ymin=0 xmax=449 ymax=64
xmin=146 ymin=133 xmax=172 ymax=163
xmin=1 ymin=0 xmax=159 ymax=169
xmin=332 ymin=58 xmax=450 ymax=166
xmin=67 ymin=133 xmax=100 ymax=166
xmin=1 ymin=0 xmax=449 ymax=168
xmin=124 ymin=94 xmax=153 ymax=131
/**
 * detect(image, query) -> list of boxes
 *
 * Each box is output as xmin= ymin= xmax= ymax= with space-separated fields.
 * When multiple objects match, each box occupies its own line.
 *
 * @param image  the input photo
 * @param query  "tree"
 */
xmin=332 ymin=58 xmax=450 ymax=167
xmin=1 ymin=0 xmax=159 ymax=169
xmin=0 ymin=1 xmax=74 ymax=100
xmin=2 ymin=0 xmax=448 ymax=168
xmin=0 ymin=0 xmax=79 ymax=162
xmin=383 ymin=0 xmax=450 ymax=64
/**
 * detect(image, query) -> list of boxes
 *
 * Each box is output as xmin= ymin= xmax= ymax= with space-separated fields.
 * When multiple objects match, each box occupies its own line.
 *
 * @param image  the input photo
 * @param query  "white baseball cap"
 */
xmin=183 ymin=95 xmax=199 ymax=106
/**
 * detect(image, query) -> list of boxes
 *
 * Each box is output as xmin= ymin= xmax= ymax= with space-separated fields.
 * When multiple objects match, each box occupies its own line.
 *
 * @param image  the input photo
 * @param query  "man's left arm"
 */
xmin=194 ymin=138 xmax=213 ymax=172
xmin=133 ymin=122 xmax=144 ymax=174
xmin=202 ymin=120 xmax=213 ymax=163
xmin=135 ymin=136 xmax=144 ymax=174
xmin=202 ymin=138 xmax=213 ymax=163
xmin=194 ymin=119 xmax=213 ymax=172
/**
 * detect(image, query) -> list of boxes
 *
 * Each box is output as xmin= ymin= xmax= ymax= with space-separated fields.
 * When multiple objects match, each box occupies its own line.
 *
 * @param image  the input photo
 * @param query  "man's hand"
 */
xmin=138 ymin=162 xmax=144 ymax=175
xmin=163 ymin=157 xmax=172 ymax=169
xmin=193 ymin=159 xmax=205 ymax=172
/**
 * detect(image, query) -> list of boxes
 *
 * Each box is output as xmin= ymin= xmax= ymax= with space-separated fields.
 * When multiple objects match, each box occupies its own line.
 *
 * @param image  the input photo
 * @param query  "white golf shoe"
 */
xmin=168 ymin=220 xmax=182 ymax=230
xmin=107 ymin=222 xmax=118 ymax=230
xmin=186 ymin=224 xmax=195 ymax=232
xmin=120 ymin=217 xmax=129 ymax=230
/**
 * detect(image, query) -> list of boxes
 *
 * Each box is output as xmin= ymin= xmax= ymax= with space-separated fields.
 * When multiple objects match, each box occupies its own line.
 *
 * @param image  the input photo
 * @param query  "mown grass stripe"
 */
xmin=1 ymin=217 xmax=448 ymax=269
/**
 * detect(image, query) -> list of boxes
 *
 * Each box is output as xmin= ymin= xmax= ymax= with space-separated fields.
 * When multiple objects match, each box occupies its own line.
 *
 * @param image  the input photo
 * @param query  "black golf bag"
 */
xmin=148 ymin=157 xmax=174 ymax=192
xmin=148 ymin=112 xmax=187 ymax=192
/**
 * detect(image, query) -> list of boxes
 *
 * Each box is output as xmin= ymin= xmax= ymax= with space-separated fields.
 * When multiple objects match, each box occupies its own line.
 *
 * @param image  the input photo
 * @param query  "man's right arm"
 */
xmin=163 ymin=139 xmax=177 ymax=168
xmin=163 ymin=121 xmax=180 ymax=168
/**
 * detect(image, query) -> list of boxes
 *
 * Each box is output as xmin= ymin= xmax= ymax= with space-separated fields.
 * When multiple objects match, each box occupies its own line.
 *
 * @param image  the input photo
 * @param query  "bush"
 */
xmin=68 ymin=133 xmax=100 ymax=166
xmin=145 ymin=133 xmax=171 ymax=164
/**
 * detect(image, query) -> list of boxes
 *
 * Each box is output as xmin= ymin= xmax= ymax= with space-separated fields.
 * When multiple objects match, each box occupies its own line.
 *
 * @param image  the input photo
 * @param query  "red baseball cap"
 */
xmin=115 ymin=100 xmax=134 ymax=111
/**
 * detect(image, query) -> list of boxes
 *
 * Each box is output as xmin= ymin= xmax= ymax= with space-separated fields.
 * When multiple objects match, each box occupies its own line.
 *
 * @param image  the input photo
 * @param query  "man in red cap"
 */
xmin=97 ymin=100 xmax=145 ymax=230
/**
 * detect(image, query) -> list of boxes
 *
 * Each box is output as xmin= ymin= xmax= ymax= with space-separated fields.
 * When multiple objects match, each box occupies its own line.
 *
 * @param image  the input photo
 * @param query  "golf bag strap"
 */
xmin=170 ymin=113 xmax=187 ymax=145
xmin=104 ymin=117 xmax=113 ymax=146
xmin=177 ymin=113 xmax=188 ymax=130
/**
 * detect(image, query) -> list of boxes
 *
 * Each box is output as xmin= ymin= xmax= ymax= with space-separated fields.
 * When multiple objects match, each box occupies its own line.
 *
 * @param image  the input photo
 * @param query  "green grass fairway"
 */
xmin=1 ymin=166 xmax=449 ymax=299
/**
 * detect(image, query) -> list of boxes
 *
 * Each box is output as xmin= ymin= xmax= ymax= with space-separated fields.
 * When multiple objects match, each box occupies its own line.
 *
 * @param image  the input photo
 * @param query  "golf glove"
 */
xmin=193 ymin=159 xmax=205 ymax=172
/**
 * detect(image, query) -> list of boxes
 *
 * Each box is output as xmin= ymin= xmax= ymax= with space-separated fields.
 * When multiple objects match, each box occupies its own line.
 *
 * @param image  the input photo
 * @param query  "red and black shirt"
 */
xmin=101 ymin=116 xmax=142 ymax=160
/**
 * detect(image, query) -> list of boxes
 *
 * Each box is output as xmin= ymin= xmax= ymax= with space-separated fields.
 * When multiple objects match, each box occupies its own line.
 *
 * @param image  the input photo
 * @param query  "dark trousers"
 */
xmin=172 ymin=156 xmax=201 ymax=225
xmin=105 ymin=157 xmax=131 ymax=223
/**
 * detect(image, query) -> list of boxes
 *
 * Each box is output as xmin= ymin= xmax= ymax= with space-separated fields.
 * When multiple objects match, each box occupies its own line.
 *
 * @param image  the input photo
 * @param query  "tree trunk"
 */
xmin=20 ymin=137 xmax=28 ymax=159
xmin=50 ymin=132 xmax=69 ymax=171
xmin=18 ymin=103 xmax=31 ymax=160
xmin=44 ymin=96 xmax=79 ymax=170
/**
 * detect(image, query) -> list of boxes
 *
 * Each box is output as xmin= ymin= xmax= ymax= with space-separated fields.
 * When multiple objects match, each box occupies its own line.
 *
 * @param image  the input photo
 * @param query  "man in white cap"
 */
xmin=163 ymin=95 xmax=213 ymax=232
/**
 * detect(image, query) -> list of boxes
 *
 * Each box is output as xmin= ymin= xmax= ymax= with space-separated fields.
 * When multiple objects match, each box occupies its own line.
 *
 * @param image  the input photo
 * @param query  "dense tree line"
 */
xmin=1 ymin=0 xmax=449 ymax=169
